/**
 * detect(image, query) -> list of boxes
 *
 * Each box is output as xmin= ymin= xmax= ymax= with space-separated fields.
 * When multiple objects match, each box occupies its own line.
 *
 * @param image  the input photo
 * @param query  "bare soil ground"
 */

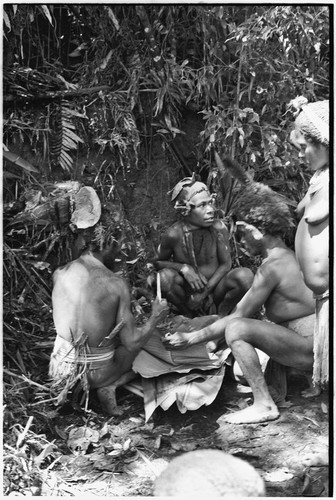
xmin=4 ymin=371 xmax=329 ymax=497
xmin=3 ymin=302 xmax=330 ymax=497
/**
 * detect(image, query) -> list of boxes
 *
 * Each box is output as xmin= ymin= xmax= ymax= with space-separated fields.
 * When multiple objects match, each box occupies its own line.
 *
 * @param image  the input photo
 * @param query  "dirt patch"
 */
xmin=5 ymin=371 xmax=328 ymax=497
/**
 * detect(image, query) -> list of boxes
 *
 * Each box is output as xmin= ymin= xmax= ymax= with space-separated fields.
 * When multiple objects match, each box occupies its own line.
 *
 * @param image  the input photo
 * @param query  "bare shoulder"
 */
xmin=52 ymin=260 xmax=82 ymax=284
xmin=261 ymin=247 xmax=296 ymax=279
xmin=212 ymin=220 xmax=230 ymax=243
xmin=166 ymin=221 xmax=184 ymax=236
xmin=161 ymin=222 xmax=184 ymax=243
xmin=212 ymin=219 xmax=229 ymax=234
xmin=53 ymin=256 xmax=127 ymax=293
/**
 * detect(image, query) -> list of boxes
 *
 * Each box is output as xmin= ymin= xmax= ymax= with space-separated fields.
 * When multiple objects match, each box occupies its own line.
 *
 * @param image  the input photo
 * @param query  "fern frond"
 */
xmin=50 ymin=100 xmax=84 ymax=172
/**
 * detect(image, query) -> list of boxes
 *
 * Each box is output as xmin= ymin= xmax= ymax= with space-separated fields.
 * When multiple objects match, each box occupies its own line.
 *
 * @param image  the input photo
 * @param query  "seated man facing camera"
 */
xmin=49 ymin=234 xmax=169 ymax=415
xmin=153 ymin=174 xmax=253 ymax=317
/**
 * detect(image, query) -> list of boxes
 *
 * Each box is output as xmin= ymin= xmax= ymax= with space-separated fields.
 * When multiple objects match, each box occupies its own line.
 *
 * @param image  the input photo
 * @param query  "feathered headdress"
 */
xmin=214 ymin=152 xmax=295 ymax=236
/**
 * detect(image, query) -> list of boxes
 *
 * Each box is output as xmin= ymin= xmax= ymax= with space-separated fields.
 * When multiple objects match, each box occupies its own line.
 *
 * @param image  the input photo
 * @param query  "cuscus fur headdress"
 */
xmin=168 ymin=173 xmax=215 ymax=216
xmin=214 ymin=152 xmax=295 ymax=237
xmin=289 ymin=96 xmax=329 ymax=146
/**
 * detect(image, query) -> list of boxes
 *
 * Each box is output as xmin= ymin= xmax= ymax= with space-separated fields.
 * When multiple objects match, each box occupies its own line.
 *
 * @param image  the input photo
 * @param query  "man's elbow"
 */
xmin=123 ymin=335 xmax=142 ymax=354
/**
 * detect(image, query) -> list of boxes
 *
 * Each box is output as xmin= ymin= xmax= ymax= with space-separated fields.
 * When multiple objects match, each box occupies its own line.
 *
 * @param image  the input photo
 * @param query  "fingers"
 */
xmin=153 ymin=297 xmax=168 ymax=308
xmin=190 ymin=278 xmax=204 ymax=292
xmin=161 ymin=332 xmax=188 ymax=350
xmin=199 ymin=273 xmax=208 ymax=286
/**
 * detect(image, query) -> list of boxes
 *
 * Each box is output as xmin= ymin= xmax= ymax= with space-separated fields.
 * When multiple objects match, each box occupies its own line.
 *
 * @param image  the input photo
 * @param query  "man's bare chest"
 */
xmin=175 ymin=228 xmax=218 ymax=265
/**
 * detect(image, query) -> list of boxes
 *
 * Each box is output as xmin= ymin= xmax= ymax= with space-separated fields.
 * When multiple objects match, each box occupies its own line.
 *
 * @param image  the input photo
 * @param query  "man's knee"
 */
xmin=229 ymin=267 xmax=254 ymax=289
xmin=159 ymin=268 xmax=181 ymax=291
xmin=225 ymin=318 xmax=250 ymax=346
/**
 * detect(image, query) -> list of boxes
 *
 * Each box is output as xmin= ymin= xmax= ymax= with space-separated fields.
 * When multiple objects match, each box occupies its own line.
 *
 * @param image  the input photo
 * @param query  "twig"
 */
xmin=16 ymin=416 xmax=34 ymax=448
xmin=3 ymin=368 xmax=51 ymax=391
xmin=98 ymin=319 xmax=126 ymax=347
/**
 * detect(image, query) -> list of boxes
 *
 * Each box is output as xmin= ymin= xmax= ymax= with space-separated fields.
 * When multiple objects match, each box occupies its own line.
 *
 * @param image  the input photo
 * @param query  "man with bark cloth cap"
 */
xmin=153 ymin=174 xmax=254 ymax=318
xmin=289 ymin=97 xmax=329 ymax=392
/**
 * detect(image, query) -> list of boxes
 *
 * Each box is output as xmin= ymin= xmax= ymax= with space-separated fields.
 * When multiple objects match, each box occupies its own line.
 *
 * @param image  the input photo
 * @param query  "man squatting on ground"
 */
xmin=163 ymin=180 xmax=316 ymax=424
xmin=49 ymin=236 xmax=169 ymax=415
xmin=289 ymin=98 xmax=329 ymax=392
xmin=154 ymin=174 xmax=254 ymax=318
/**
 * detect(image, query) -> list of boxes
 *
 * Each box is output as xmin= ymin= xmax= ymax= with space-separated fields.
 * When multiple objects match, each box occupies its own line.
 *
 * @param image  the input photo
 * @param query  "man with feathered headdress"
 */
xmin=153 ymin=174 xmax=254 ymax=317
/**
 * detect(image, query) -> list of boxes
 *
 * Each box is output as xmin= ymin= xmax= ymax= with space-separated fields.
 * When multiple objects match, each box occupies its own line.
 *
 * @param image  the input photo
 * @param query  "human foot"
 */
xmin=97 ymin=386 xmax=122 ymax=416
xmin=221 ymin=402 xmax=280 ymax=424
xmin=301 ymin=385 xmax=321 ymax=398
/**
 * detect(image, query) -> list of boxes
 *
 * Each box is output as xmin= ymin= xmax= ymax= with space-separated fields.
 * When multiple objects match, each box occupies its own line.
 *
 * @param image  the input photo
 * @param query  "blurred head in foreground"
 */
xmin=154 ymin=449 xmax=265 ymax=497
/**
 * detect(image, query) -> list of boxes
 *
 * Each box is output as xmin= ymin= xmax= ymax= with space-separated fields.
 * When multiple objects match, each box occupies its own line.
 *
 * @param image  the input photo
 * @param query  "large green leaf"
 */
xmin=3 ymin=150 xmax=39 ymax=173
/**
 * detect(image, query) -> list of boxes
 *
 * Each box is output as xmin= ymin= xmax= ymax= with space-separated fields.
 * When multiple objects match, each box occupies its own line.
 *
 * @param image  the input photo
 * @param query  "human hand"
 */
xmin=161 ymin=331 xmax=192 ymax=350
xmin=180 ymin=265 xmax=207 ymax=292
xmin=151 ymin=298 xmax=169 ymax=322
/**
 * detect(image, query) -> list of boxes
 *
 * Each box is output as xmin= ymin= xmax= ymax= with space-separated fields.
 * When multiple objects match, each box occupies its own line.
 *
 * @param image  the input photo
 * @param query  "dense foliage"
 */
xmin=3 ymin=5 xmax=329 ymax=182
xmin=3 ymin=1 xmax=330 ymax=318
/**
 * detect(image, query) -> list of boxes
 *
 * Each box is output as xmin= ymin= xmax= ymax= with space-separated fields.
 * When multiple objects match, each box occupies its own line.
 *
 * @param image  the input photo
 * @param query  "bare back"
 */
xmin=52 ymin=254 xmax=130 ymax=346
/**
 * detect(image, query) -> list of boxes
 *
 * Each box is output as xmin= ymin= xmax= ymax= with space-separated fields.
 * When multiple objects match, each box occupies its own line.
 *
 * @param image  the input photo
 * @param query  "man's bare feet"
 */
xmin=301 ymin=373 xmax=321 ymax=398
xmin=221 ymin=402 xmax=280 ymax=424
xmin=301 ymin=385 xmax=321 ymax=398
xmin=97 ymin=386 xmax=122 ymax=416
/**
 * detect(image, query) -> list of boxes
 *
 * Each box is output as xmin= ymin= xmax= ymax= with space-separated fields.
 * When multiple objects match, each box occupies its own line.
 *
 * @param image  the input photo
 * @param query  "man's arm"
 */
xmin=117 ymin=283 xmax=169 ymax=352
xmin=153 ymin=229 xmax=184 ymax=273
xmin=163 ymin=263 xmax=277 ymax=349
xmin=203 ymin=223 xmax=232 ymax=295
xmin=153 ymin=227 xmax=207 ymax=291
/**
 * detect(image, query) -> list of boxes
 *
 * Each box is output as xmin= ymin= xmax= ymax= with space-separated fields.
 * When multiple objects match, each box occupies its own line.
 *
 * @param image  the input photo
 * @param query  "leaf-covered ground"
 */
xmin=3 ymin=303 xmax=330 ymax=497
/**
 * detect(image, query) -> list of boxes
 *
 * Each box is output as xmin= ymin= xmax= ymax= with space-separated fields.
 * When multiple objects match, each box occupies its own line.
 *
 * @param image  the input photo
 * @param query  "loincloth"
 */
xmin=49 ymin=335 xmax=116 ymax=408
xmin=280 ymin=313 xmax=315 ymax=338
xmin=313 ymin=290 xmax=329 ymax=386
